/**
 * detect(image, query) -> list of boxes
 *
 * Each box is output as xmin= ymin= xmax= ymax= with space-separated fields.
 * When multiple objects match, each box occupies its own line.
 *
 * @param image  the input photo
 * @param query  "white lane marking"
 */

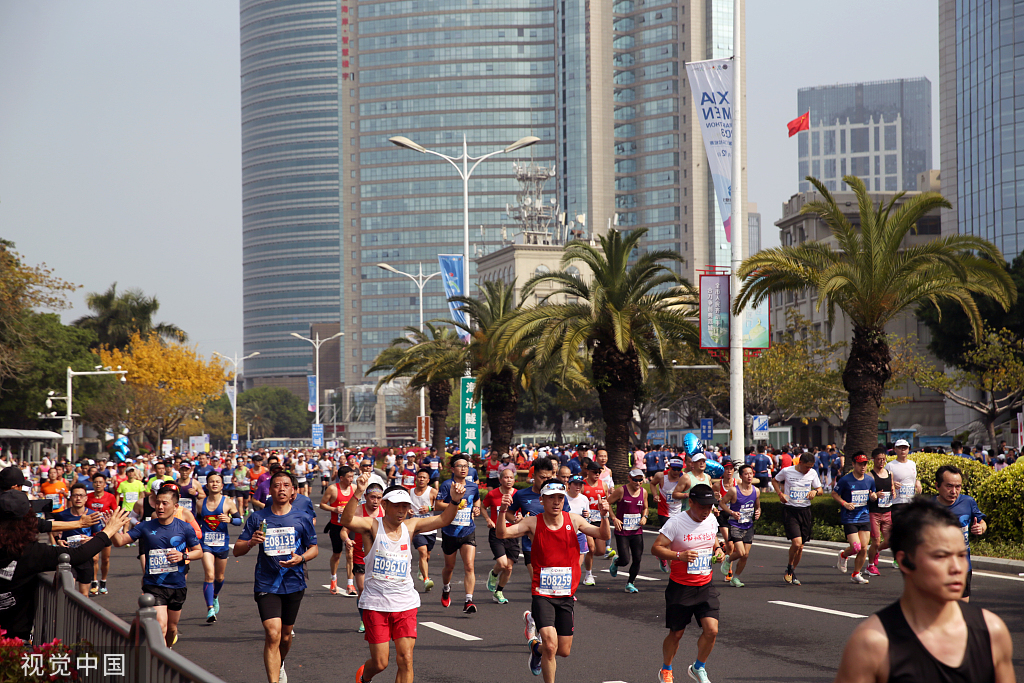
xmin=421 ymin=621 xmax=482 ymax=641
xmin=599 ymin=569 xmax=660 ymax=581
xmin=769 ymin=600 xmax=867 ymax=619
xmin=974 ymin=570 xmax=1024 ymax=582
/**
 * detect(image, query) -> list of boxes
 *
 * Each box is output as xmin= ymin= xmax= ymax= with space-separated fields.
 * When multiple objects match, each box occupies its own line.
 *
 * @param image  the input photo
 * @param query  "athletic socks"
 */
xmin=465 ymin=593 xmax=473 ymax=602
xmin=203 ymin=582 xmax=215 ymax=607
xmin=662 ymin=665 xmax=672 ymax=671
xmin=214 ymin=579 xmax=224 ymax=596
xmin=331 ymin=574 xmax=338 ymax=581
xmin=497 ymin=583 xmax=506 ymax=592
xmin=444 ymin=583 xmax=452 ymax=592
xmin=694 ymin=660 xmax=706 ymax=670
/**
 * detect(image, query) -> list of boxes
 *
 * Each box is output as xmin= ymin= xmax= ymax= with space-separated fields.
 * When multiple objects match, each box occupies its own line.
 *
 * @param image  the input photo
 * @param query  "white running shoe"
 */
xmin=523 ymin=610 xmax=538 ymax=645
xmin=837 ymin=550 xmax=849 ymax=574
xmin=279 ymin=664 xmax=288 ymax=683
xmin=851 ymin=572 xmax=870 ymax=584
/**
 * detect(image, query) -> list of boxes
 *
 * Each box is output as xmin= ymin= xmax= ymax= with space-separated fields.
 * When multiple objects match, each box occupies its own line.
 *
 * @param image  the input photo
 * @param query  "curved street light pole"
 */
xmin=289 ymin=331 xmax=344 ymax=431
xmin=212 ymin=351 xmax=260 ymax=451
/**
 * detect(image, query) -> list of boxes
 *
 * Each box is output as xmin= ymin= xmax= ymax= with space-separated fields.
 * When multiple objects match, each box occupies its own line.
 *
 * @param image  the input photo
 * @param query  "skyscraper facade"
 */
xmin=796 ymin=78 xmax=931 ymax=195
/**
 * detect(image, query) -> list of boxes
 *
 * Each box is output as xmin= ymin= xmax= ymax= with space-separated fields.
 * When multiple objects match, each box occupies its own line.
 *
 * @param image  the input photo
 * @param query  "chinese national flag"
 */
xmin=787 ymin=111 xmax=810 ymax=137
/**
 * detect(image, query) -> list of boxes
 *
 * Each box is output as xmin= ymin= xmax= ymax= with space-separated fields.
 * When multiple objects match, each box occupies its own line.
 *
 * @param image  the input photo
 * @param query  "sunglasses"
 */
xmin=631 ymin=477 xmax=645 ymax=482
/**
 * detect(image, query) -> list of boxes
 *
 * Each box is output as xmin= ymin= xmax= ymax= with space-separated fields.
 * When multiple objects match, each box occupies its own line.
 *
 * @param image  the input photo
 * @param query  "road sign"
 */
xmin=417 ymin=416 xmax=431 ymax=443
xmin=311 ymin=423 xmax=324 ymax=448
xmin=231 ymin=433 xmax=238 ymax=442
xmin=460 ymin=377 xmax=481 ymax=455
xmin=649 ymin=428 xmax=666 ymax=446
xmin=700 ymin=419 xmax=714 ymax=442
xmin=752 ymin=415 xmax=769 ymax=440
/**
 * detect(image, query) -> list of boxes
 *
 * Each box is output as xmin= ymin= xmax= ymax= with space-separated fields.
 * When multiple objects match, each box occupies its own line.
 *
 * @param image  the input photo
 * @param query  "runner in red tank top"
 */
xmin=319 ymin=466 xmax=357 ymax=596
xmin=497 ymin=481 xmax=611 ymax=683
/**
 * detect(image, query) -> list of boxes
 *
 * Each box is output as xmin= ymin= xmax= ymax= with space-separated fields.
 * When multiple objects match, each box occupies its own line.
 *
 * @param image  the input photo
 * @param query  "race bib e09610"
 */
xmin=688 ymin=548 xmax=712 ymax=575
xmin=147 ymin=548 xmax=176 ymax=575
xmin=537 ymin=566 xmax=573 ymax=596
xmin=264 ymin=526 xmax=297 ymax=557
xmin=371 ymin=550 xmax=410 ymax=582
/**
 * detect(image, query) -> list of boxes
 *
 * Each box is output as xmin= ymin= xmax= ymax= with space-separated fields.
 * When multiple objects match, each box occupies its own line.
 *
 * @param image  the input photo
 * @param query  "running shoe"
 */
xmin=493 ymin=590 xmax=509 ymax=604
xmin=836 ymin=550 xmax=849 ymax=574
xmin=330 ymin=579 xmax=338 ymax=594
xmin=99 ymin=585 xmax=108 ymax=595
xmin=486 ymin=570 xmax=498 ymax=593
xmin=424 ymin=578 xmax=434 ymax=592
xmin=609 ymin=561 xmax=619 ymax=578
xmin=463 ymin=599 xmax=477 ymax=614
xmin=660 ymin=559 xmax=669 ymax=573
xmin=206 ymin=607 xmax=217 ymax=624
xmin=728 ymin=577 xmax=744 ymax=588
xmin=687 ymin=664 xmax=711 ymax=683
xmin=604 ymin=549 xmax=617 ymax=560
xmin=582 ymin=572 xmax=595 ymax=586
xmin=658 ymin=668 xmax=674 ymax=683
xmin=529 ymin=641 xmax=542 ymax=676
xmin=441 ymin=588 xmax=451 ymax=608
xmin=851 ymin=572 xmax=870 ymax=584
xmin=358 ymin=620 xmax=365 ymax=633
xmin=791 ymin=577 xmax=801 ymax=586
xmin=864 ymin=564 xmax=880 ymax=577
xmin=892 ymin=558 xmax=899 ymax=569
xmin=523 ymin=610 xmax=538 ymax=645
xmin=214 ymin=597 xmax=220 ymax=615
xmin=720 ymin=558 xmax=732 ymax=580
xmin=279 ymin=664 xmax=288 ymax=683
xmin=356 ymin=664 xmax=365 ymax=683
xmin=624 ymin=582 xmax=639 ymax=593
xmin=345 ymin=587 xmax=358 ymax=598
xmin=90 ymin=584 xmax=99 ymax=596
xmin=784 ymin=570 xmax=794 ymax=584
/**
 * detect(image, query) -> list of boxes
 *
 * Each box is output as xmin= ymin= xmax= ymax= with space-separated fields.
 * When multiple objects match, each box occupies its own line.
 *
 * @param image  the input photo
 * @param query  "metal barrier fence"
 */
xmin=33 ymin=554 xmax=229 ymax=683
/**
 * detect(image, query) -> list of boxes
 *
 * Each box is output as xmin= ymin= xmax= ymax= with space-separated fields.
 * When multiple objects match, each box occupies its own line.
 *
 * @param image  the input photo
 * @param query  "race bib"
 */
xmin=877 ymin=491 xmax=892 ymax=507
xmin=588 ymin=507 xmax=602 ymax=523
xmin=147 ymin=548 xmax=176 ymax=575
xmin=264 ymin=526 xmax=297 ymax=557
xmin=198 ymin=476 xmax=208 ymax=486
xmin=402 ymin=475 xmax=415 ymax=487
xmin=453 ymin=503 xmax=472 ymax=527
xmin=370 ymin=550 xmax=410 ymax=582
xmin=223 ymin=475 xmax=233 ymax=486
xmin=124 ymin=492 xmax=139 ymax=504
xmin=621 ymin=513 xmax=641 ymax=531
xmin=788 ymin=484 xmax=810 ymax=503
xmin=850 ymin=490 xmax=869 ymax=507
xmin=180 ymin=499 xmax=193 ymax=512
xmin=204 ymin=532 xmax=227 ymax=547
xmin=538 ymin=566 xmax=573 ymax=596
xmin=430 ymin=461 xmax=439 ymax=470
xmin=297 ymin=476 xmax=306 ymax=483
xmin=897 ymin=483 xmax=915 ymax=503
xmin=687 ymin=548 xmax=712 ymax=575
xmin=961 ymin=525 xmax=970 ymax=547
xmin=46 ymin=493 xmax=60 ymax=505
xmin=65 ymin=534 xmax=87 ymax=548
xmin=739 ymin=504 xmax=755 ymax=524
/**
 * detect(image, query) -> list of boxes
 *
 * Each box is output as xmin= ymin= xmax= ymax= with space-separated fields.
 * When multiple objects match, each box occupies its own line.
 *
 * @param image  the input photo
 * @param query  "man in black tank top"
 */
xmin=833 ymin=499 xmax=1015 ymax=683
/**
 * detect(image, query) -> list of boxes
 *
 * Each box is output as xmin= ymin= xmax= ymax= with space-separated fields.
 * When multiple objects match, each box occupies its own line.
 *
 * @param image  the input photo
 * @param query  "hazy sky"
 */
xmin=0 ymin=1 xmax=939 ymax=364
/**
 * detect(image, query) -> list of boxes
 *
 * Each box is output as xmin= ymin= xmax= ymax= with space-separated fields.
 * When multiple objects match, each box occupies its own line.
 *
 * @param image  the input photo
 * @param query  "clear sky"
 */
xmin=0 ymin=1 xmax=939 ymax=363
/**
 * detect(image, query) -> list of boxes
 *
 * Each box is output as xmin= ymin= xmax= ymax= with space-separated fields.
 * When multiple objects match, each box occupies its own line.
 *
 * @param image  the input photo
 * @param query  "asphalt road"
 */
xmin=94 ymin=527 xmax=1024 ymax=683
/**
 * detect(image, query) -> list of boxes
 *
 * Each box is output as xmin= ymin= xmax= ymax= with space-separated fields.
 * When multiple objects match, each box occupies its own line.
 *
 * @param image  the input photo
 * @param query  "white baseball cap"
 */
xmin=690 ymin=452 xmax=706 ymax=462
xmin=894 ymin=439 xmax=910 ymax=448
xmin=382 ymin=488 xmax=412 ymax=505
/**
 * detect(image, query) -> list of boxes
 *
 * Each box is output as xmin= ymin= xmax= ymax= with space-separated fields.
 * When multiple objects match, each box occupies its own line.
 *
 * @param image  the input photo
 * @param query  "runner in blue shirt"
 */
xmin=421 ymin=450 xmax=442 ymax=489
xmin=111 ymin=484 xmax=202 ymax=648
xmin=235 ymin=470 xmax=319 ymax=683
xmin=194 ymin=453 xmax=217 ymax=490
xmin=198 ymin=472 xmax=241 ymax=624
xmin=436 ymin=454 xmax=481 ymax=613
xmin=831 ymin=453 xmax=877 ymax=584
xmin=54 ymin=483 xmax=104 ymax=596
xmin=751 ymin=451 xmax=772 ymax=491
xmin=934 ymin=464 xmax=987 ymax=602
xmin=507 ymin=456 xmax=554 ymax=573
xmin=645 ymin=449 xmax=663 ymax=477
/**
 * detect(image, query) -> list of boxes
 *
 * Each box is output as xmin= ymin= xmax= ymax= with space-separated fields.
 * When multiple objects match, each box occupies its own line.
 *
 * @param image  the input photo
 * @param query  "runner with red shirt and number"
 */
xmin=497 ymin=481 xmax=610 ymax=682
xmin=483 ymin=467 xmax=520 ymax=604
xmin=580 ymin=461 xmax=608 ymax=585
xmin=652 ymin=484 xmax=726 ymax=683
xmin=87 ymin=472 xmax=118 ymax=595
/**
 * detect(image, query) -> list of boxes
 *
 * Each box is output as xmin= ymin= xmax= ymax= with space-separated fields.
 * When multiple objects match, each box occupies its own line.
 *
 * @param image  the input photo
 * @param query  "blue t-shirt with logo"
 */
xmin=510 ymin=486 xmax=545 ymax=552
xmin=437 ymin=479 xmax=479 ymax=537
xmin=834 ymin=473 xmax=875 ymax=524
xmin=54 ymin=510 xmax=103 ymax=548
xmin=128 ymin=518 xmax=200 ymax=588
xmin=940 ymin=494 xmax=985 ymax=569
xmin=422 ymin=455 xmax=442 ymax=480
xmin=239 ymin=506 xmax=318 ymax=594
xmin=566 ymin=458 xmax=582 ymax=475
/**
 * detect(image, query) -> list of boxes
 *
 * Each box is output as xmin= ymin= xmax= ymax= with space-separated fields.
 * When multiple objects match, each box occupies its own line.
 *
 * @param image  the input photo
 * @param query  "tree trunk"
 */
xmin=482 ymin=367 xmax=519 ymax=461
xmin=593 ymin=341 xmax=642 ymax=484
xmin=428 ymin=380 xmax=451 ymax=457
xmin=842 ymin=325 xmax=891 ymax=469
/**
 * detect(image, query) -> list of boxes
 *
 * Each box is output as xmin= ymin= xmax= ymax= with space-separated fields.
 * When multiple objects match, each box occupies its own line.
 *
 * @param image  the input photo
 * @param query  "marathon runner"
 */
xmin=885 ymin=439 xmax=920 ymax=565
xmin=772 ymin=452 xmax=823 ymax=586
xmin=40 ymin=466 xmax=69 ymax=515
xmin=234 ymin=471 xmax=319 ymax=683
xmin=651 ymin=457 xmax=689 ymax=572
xmin=318 ymin=453 xmax=334 ymax=495
xmin=509 ymin=457 xmax=556 ymax=578
xmin=832 ymin=453 xmax=877 ymax=584
xmin=350 ymin=483 xmax=386 ymax=633
xmin=421 ymin=448 xmax=442 ymax=489
xmin=195 ymin=454 xmax=216 ymax=490
xmin=715 ymin=460 xmax=737 ymax=579
xmin=343 ymin=476 xmax=466 ymax=683
xmin=436 ymin=454 xmax=481 ymax=613
xmin=293 ymin=454 xmax=308 ymax=496
xmin=409 ymin=469 xmax=437 ymax=592
xmin=485 ymin=450 xmax=502 ymax=490
xmin=720 ymin=464 xmax=760 ymax=587
xmin=580 ymin=460 xmax=609 ymax=581
xmin=321 ymin=465 xmax=358 ymax=596
xmin=833 ymin=498 xmax=1015 ymax=683
xmin=111 ymin=484 xmax=202 ymax=647
xmin=199 ymin=471 xmax=241 ymax=623
xmin=934 ymin=464 xmax=987 ymax=602
xmin=86 ymin=472 xmax=118 ymax=595
xmin=483 ymin=467 xmax=519 ymax=604
xmin=606 ymin=467 xmax=649 ymax=593
xmin=116 ymin=466 xmax=146 ymax=518
xmin=652 ymin=485 xmax=726 ymax=683
xmin=233 ymin=456 xmax=251 ymax=517
xmin=175 ymin=462 xmax=205 ymax=516
xmin=399 ymin=454 xmax=418 ymax=490
xmin=54 ymin=483 xmax=104 ymax=596
xmin=497 ymin=481 xmax=611 ymax=681
xmin=865 ymin=448 xmax=894 ymax=577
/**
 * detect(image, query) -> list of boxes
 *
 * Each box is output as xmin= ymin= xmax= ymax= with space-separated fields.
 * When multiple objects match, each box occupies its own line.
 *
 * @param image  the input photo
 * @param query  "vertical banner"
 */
xmin=417 ymin=415 xmax=431 ymax=443
xmin=307 ymin=375 xmax=317 ymax=413
xmin=699 ymin=274 xmax=730 ymax=349
xmin=742 ymin=297 xmax=771 ymax=350
xmin=460 ymin=376 xmax=482 ymax=455
xmin=225 ymin=383 xmax=237 ymax=413
xmin=438 ymin=254 xmax=470 ymax=341
xmin=700 ymin=419 xmax=714 ymax=442
xmin=312 ymin=423 xmax=324 ymax=448
xmin=685 ymin=57 xmax=735 ymax=241
xmin=1017 ymin=412 xmax=1023 ymax=450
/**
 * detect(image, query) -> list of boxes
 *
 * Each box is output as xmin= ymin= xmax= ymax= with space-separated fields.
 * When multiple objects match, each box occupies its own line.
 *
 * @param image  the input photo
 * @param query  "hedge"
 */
xmin=905 ymin=452 xmax=994 ymax=497
xmin=975 ymin=461 xmax=1024 ymax=544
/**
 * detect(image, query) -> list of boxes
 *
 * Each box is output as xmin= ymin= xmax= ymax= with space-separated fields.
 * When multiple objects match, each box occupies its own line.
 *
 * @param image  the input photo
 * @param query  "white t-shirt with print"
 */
xmin=773 ymin=466 xmax=822 ymax=508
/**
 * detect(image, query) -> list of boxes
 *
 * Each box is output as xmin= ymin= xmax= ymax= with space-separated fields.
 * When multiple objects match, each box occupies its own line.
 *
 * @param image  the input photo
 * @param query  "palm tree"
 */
xmin=367 ymin=322 xmax=464 ymax=456
xmin=73 ymin=283 xmax=187 ymax=349
xmin=240 ymin=401 xmax=273 ymax=440
xmin=734 ymin=175 xmax=1016 ymax=460
xmin=494 ymin=227 xmax=698 ymax=482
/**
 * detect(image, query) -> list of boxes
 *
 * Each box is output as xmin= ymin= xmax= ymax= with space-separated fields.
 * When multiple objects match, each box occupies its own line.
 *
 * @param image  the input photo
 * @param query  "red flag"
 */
xmin=787 ymin=111 xmax=810 ymax=137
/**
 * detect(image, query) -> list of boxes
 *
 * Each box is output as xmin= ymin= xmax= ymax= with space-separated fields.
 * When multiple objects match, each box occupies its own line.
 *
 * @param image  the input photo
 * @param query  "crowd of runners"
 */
xmin=0 ymin=434 xmax=1015 ymax=683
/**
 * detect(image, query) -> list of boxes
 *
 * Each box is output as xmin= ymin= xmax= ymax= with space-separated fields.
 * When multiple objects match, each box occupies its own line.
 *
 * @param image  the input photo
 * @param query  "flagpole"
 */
xmin=728 ymin=0 xmax=745 ymax=465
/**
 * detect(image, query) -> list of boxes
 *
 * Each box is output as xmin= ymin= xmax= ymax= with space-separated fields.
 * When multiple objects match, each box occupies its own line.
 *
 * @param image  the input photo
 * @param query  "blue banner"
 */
xmin=700 ymin=419 xmax=714 ymax=442
xmin=307 ymin=375 xmax=316 ymax=413
xmin=438 ymin=254 xmax=470 ymax=340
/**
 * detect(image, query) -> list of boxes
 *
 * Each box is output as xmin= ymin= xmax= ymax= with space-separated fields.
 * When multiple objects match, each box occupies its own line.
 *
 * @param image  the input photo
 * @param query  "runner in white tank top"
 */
xmin=360 ymin=521 xmax=419 ymax=612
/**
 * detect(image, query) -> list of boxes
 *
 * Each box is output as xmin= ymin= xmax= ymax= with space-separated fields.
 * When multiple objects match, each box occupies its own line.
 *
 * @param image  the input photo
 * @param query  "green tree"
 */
xmin=238 ymin=386 xmax=314 ymax=438
xmin=495 ymin=227 xmax=698 ymax=482
xmin=240 ymin=400 xmax=274 ymax=440
xmin=734 ymin=175 xmax=1015 ymax=461
xmin=72 ymin=282 xmax=187 ymax=350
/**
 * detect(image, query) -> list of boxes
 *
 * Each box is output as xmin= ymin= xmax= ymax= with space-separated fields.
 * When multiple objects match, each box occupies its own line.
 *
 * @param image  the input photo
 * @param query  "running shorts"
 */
xmin=716 ymin=509 xmax=732 ymax=528
xmin=202 ymin=547 xmax=231 ymax=560
xmin=363 ymin=607 xmax=418 ymax=644
xmin=577 ymin=532 xmax=588 ymax=554
xmin=664 ymin=580 xmax=719 ymax=631
xmin=353 ymin=562 xmax=365 ymax=575
xmin=782 ymin=506 xmax=813 ymax=543
xmin=413 ymin=533 xmax=436 ymax=551
xmin=144 ymin=585 xmax=187 ymax=612
xmin=255 ymin=590 xmax=305 ymax=626
xmin=842 ymin=522 xmax=870 ymax=536
xmin=441 ymin=530 xmax=476 ymax=555
xmin=487 ymin=529 xmax=520 ymax=562
xmin=328 ymin=523 xmax=348 ymax=554
xmin=728 ymin=526 xmax=755 ymax=544
xmin=72 ymin=561 xmax=94 ymax=586
xmin=531 ymin=595 xmax=574 ymax=636
xmin=235 ymin=490 xmax=250 ymax=500
xmin=869 ymin=511 xmax=892 ymax=541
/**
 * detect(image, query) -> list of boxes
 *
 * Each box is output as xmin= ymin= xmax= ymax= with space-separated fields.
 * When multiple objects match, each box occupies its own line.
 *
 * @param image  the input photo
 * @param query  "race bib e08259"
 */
xmin=537 ymin=566 xmax=573 ymax=596
xmin=850 ymin=490 xmax=869 ymax=507
xmin=264 ymin=526 xmax=297 ymax=557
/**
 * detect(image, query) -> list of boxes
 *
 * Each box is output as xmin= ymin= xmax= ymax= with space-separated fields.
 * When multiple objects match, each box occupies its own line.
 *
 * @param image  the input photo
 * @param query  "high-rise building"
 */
xmin=939 ymin=0 xmax=1021 ymax=260
xmin=239 ymin=0 xmax=745 ymax=408
xmin=795 ymin=78 xmax=931 ymax=195
xmin=747 ymin=202 xmax=760 ymax=256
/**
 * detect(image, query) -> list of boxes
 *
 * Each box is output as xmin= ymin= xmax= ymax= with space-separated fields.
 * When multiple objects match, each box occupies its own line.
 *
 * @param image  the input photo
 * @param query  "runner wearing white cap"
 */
xmin=342 ymin=475 xmax=466 ymax=683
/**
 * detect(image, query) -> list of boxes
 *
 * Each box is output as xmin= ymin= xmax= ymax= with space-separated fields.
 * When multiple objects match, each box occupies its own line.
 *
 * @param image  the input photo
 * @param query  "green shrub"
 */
xmin=974 ymin=461 xmax=1024 ymax=544
xmin=908 ymin=452 xmax=994 ymax=497
xmin=756 ymin=490 xmax=842 ymax=528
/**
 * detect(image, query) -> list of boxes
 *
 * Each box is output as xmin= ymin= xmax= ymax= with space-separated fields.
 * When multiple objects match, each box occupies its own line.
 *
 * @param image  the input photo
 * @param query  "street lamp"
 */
xmin=56 ymin=365 xmax=128 ymax=460
xmin=289 ymin=331 xmax=344 ymax=429
xmin=212 ymin=351 xmax=260 ymax=451
xmin=389 ymin=134 xmax=540 ymax=298
xmin=377 ymin=262 xmax=441 ymax=447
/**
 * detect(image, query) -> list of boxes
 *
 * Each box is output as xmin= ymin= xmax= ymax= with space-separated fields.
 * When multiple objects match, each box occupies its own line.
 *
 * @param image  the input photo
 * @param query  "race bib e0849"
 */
xmin=264 ymin=526 xmax=297 ymax=557
xmin=537 ymin=566 xmax=573 ymax=596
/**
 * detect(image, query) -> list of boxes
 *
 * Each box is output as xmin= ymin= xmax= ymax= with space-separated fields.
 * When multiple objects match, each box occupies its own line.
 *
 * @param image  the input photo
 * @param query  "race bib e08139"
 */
xmin=264 ymin=527 xmax=297 ymax=557
xmin=537 ymin=566 xmax=573 ymax=596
